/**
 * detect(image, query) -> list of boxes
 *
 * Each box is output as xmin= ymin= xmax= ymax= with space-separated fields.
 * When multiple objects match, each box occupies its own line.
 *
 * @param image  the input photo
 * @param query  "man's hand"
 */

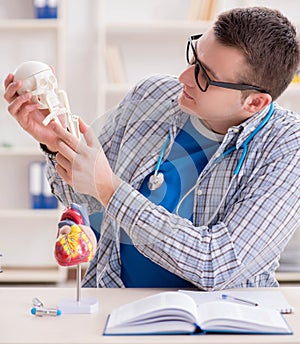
xmin=3 ymin=73 xmax=65 ymax=153
xmin=52 ymin=118 xmax=121 ymax=207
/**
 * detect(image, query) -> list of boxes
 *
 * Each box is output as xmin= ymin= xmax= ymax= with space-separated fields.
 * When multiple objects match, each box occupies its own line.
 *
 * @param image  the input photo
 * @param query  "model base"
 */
xmin=59 ymin=298 xmax=98 ymax=314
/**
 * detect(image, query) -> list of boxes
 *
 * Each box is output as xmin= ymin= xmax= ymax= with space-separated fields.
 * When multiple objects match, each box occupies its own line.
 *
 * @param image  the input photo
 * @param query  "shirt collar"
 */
xmin=229 ymin=103 xmax=274 ymax=149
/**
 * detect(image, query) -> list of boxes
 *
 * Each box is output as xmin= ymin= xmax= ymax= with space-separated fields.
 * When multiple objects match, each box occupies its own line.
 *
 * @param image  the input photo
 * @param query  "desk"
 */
xmin=0 ymin=287 xmax=299 ymax=344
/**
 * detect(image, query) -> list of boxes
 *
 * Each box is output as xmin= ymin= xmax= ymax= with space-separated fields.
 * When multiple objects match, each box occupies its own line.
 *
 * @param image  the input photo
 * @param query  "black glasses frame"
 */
xmin=187 ymin=34 xmax=270 ymax=94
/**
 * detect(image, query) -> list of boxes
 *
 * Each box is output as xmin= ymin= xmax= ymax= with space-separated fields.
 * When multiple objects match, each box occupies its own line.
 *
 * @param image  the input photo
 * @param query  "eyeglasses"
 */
xmin=186 ymin=34 xmax=270 ymax=94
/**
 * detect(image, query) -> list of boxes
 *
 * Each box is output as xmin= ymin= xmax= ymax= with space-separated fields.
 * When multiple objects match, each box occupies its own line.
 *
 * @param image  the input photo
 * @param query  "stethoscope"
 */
xmin=147 ymin=102 xmax=275 ymax=224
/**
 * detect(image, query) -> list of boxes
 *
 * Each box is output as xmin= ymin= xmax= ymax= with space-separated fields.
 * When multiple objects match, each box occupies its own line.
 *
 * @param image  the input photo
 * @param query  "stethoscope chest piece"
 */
xmin=147 ymin=172 xmax=164 ymax=191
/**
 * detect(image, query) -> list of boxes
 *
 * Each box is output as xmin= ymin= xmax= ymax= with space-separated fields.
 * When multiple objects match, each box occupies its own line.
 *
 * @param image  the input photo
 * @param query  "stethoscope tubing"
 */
xmin=150 ymin=102 xmax=275 ymax=225
xmin=153 ymin=133 xmax=171 ymax=176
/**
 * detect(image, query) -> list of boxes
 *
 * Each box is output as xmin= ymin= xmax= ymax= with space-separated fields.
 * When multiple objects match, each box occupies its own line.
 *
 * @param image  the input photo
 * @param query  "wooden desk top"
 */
xmin=0 ymin=286 xmax=299 ymax=344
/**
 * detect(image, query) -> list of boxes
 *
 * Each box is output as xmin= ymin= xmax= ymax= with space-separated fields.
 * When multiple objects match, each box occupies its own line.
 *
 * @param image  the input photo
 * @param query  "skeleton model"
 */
xmin=13 ymin=61 xmax=80 ymax=138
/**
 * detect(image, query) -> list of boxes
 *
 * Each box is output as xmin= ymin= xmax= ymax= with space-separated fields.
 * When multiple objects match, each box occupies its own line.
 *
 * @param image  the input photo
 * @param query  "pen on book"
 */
xmin=221 ymin=294 xmax=259 ymax=307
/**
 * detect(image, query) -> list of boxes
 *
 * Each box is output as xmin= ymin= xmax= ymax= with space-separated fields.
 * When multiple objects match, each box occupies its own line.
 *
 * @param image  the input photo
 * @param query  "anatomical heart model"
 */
xmin=55 ymin=203 xmax=94 ymax=266
xmin=55 ymin=203 xmax=98 ymax=313
xmin=13 ymin=60 xmax=80 ymax=138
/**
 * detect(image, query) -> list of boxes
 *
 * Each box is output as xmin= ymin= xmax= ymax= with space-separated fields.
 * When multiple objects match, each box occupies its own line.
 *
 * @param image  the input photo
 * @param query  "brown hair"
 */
xmin=214 ymin=7 xmax=300 ymax=100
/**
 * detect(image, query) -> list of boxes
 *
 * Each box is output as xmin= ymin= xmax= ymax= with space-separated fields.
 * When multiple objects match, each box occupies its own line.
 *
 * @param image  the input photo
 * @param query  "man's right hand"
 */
xmin=3 ymin=73 xmax=63 ymax=153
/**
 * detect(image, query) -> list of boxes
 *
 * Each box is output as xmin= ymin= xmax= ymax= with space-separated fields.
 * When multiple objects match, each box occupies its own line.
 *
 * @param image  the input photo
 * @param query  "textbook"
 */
xmin=103 ymin=291 xmax=292 ymax=336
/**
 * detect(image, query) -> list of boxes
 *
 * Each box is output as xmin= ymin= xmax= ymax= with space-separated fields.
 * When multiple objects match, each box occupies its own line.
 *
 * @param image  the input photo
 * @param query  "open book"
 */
xmin=103 ymin=291 xmax=292 ymax=336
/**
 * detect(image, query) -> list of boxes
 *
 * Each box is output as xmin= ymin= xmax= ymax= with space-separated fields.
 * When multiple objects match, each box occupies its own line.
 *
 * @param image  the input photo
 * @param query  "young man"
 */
xmin=4 ymin=7 xmax=300 ymax=290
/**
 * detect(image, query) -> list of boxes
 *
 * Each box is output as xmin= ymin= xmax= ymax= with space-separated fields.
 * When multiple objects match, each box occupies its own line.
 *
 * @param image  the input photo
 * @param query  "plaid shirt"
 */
xmin=46 ymin=75 xmax=300 ymax=290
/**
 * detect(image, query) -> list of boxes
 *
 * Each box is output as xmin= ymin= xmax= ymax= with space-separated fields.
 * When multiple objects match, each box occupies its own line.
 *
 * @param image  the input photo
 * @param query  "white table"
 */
xmin=0 ymin=286 xmax=299 ymax=344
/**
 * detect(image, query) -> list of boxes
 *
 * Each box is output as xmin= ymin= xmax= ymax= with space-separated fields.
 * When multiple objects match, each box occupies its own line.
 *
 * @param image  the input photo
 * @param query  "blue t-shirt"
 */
xmin=120 ymin=116 xmax=223 ymax=287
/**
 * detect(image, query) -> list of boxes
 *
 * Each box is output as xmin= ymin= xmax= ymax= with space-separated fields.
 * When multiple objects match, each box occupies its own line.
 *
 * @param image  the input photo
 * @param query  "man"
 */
xmin=4 ymin=7 xmax=300 ymax=290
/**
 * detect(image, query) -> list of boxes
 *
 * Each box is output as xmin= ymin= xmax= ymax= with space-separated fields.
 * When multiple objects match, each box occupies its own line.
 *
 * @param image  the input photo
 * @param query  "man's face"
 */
xmin=178 ymin=29 xmax=250 ymax=134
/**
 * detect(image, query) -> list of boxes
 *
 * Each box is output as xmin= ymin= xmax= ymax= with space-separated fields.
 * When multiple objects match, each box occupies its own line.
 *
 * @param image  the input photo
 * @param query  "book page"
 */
xmin=107 ymin=291 xmax=198 ymax=329
xmin=197 ymin=301 xmax=290 ymax=333
xmin=179 ymin=290 xmax=294 ymax=313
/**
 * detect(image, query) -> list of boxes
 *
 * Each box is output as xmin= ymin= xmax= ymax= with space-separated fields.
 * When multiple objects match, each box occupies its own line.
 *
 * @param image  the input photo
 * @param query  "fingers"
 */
xmin=51 ymin=121 xmax=80 ymax=153
xmin=8 ymin=93 xmax=32 ymax=116
xmin=55 ymin=144 xmax=76 ymax=186
xmin=4 ymin=75 xmax=22 ymax=103
xmin=4 ymin=74 xmax=38 ymax=120
xmin=4 ymin=73 xmax=35 ymax=118
xmin=56 ymin=151 xmax=72 ymax=171
xmin=78 ymin=117 xmax=88 ymax=133
xmin=3 ymin=73 xmax=14 ymax=90
xmin=52 ymin=117 xmax=100 ymax=153
xmin=79 ymin=225 xmax=97 ymax=255
xmin=79 ymin=117 xmax=100 ymax=148
xmin=52 ymin=121 xmax=83 ymax=186
xmin=55 ymin=162 xmax=70 ymax=186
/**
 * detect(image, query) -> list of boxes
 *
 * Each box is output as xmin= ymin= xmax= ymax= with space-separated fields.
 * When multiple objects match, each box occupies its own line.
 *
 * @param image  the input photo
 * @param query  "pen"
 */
xmin=221 ymin=294 xmax=259 ymax=307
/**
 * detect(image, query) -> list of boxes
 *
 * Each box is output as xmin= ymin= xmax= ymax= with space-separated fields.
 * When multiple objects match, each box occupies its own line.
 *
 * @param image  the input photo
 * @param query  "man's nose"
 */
xmin=178 ymin=64 xmax=195 ymax=87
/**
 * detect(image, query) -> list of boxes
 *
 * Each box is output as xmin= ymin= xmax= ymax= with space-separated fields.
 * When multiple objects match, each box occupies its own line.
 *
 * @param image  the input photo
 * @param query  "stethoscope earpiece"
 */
xmin=147 ymin=172 xmax=164 ymax=191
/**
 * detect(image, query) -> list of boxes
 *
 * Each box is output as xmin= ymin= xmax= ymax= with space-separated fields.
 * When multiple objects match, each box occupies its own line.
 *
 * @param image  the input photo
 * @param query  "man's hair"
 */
xmin=214 ymin=7 xmax=300 ymax=100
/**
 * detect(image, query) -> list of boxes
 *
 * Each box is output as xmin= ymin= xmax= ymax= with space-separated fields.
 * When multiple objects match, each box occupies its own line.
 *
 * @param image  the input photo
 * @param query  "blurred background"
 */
xmin=0 ymin=0 xmax=299 ymax=286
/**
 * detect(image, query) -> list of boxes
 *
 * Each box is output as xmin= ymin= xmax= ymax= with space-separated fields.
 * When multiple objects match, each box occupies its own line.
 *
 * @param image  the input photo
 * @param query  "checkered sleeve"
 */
xmin=106 ymin=114 xmax=300 ymax=290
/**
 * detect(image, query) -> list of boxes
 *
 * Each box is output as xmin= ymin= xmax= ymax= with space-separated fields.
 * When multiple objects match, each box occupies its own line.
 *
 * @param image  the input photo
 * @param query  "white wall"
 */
xmin=63 ymin=0 xmax=99 ymax=122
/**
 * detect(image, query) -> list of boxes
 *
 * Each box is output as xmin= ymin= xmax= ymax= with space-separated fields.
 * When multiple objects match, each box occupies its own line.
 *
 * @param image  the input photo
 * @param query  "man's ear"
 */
xmin=243 ymin=93 xmax=272 ymax=114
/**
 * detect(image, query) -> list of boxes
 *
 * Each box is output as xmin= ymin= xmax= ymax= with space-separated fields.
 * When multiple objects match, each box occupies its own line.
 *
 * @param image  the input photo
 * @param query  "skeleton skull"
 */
xmin=13 ymin=61 xmax=79 ymax=137
xmin=14 ymin=61 xmax=59 ymax=110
